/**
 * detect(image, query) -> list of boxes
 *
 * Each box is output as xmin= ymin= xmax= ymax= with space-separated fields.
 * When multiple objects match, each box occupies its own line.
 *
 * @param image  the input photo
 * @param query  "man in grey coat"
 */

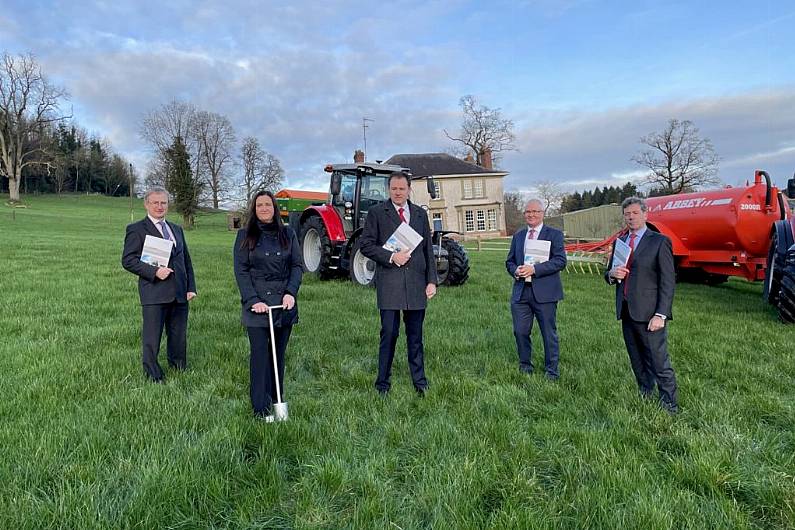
xmin=360 ymin=172 xmax=438 ymax=395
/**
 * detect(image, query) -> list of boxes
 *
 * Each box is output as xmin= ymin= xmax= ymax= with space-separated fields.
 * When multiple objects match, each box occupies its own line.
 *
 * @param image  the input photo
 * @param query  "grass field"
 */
xmin=1 ymin=194 xmax=793 ymax=529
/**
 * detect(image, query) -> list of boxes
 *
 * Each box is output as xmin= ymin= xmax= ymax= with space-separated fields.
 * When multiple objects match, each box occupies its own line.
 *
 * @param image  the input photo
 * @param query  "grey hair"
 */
xmin=144 ymin=186 xmax=169 ymax=201
xmin=621 ymin=196 xmax=647 ymax=212
xmin=525 ymin=198 xmax=543 ymax=210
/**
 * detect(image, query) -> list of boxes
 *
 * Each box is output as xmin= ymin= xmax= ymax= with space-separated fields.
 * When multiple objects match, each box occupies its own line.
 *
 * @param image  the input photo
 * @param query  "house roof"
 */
xmin=275 ymin=189 xmax=327 ymax=200
xmin=385 ymin=153 xmax=508 ymax=177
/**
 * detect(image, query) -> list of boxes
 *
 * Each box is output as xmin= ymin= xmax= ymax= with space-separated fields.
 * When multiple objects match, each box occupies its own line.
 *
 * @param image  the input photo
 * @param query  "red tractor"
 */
xmin=293 ymin=162 xmax=470 ymax=287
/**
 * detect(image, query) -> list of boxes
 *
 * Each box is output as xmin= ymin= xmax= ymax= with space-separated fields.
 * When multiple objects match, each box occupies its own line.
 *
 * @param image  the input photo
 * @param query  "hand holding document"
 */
xmin=523 ymin=239 xmax=551 ymax=282
xmin=609 ymin=237 xmax=632 ymax=281
xmin=141 ymin=234 xmax=174 ymax=267
xmin=383 ymin=222 xmax=422 ymax=255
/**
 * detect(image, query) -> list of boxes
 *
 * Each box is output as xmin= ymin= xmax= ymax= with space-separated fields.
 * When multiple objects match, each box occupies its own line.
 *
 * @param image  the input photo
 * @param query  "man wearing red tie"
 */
xmin=122 ymin=187 xmax=197 ymax=382
xmin=359 ymin=172 xmax=437 ymax=396
xmin=505 ymin=199 xmax=567 ymax=379
xmin=606 ymin=197 xmax=678 ymax=414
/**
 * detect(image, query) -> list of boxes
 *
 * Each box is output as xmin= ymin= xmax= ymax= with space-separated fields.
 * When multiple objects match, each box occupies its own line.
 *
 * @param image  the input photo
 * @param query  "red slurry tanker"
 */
xmin=567 ymin=170 xmax=795 ymax=321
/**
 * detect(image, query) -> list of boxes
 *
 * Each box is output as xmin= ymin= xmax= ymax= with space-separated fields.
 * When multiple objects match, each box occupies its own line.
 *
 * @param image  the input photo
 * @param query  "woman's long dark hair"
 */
xmin=241 ymin=190 xmax=289 ymax=250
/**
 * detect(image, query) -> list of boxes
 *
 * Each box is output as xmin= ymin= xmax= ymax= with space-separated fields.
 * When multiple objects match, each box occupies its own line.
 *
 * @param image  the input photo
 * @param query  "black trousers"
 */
xmin=141 ymin=301 xmax=189 ymax=381
xmin=620 ymin=302 xmax=678 ymax=406
xmin=375 ymin=309 xmax=427 ymax=392
xmin=510 ymin=284 xmax=560 ymax=377
xmin=247 ymin=325 xmax=292 ymax=416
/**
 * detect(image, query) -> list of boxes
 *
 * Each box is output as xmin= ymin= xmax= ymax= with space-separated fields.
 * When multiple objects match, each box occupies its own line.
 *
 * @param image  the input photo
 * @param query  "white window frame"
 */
xmin=464 ymin=210 xmax=474 ymax=232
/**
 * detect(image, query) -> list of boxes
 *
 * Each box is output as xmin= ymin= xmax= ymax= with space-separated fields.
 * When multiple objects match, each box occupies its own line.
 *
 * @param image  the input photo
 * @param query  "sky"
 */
xmin=1 ymin=0 xmax=793 ymax=194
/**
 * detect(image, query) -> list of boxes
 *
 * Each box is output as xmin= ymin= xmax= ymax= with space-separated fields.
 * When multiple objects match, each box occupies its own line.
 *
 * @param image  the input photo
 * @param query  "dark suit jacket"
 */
xmin=359 ymin=199 xmax=437 ymax=311
xmin=122 ymin=217 xmax=196 ymax=305
xmin=505 ymin=225 xmax=567 ymax=304
xmin=233 ymin=226 xmax=302 ymax=328
xmin=605 ymin=228 xmax=675 ymax=321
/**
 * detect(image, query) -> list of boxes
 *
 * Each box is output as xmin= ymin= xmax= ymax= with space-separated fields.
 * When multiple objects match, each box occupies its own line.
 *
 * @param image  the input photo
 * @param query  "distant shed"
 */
xmin=552 ymin=204 xmax=623 ymax=239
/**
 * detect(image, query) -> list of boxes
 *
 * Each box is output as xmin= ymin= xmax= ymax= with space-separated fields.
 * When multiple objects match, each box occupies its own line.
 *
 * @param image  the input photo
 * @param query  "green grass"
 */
xmin=1 ymin=194 xmax=793 ymax=529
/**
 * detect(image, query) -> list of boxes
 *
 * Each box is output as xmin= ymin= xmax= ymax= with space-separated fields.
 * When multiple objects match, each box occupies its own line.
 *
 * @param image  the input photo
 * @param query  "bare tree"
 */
xmin=535 ymin=180 xmax=563 ymax=215
xmin=503 ymin=191 xmax=527 ymax=235
xmin=0 ymin=52 xmax=70 ymax=202
xmin=444 ymin=95 xmax=516 ymax=168
xmin=140 ymin=100 xmax=197 ymax=154
xmin=193 ymin=111 xmax=235 ymax=209
xmin=240 ymin=136 xmax=283 ymax=201
xmin=632 ymin=119 xmax=720 ymax=195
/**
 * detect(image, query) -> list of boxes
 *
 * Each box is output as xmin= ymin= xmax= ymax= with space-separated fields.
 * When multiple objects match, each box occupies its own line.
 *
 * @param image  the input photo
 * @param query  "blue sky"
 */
xmin=1 ymin=0 xmax=793 ymax=193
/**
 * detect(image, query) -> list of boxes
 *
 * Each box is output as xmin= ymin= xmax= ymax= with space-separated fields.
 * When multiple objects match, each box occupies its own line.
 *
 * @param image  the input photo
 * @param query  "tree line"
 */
xmin=139 ymin=101 xmax=283 ymax=227
xmin=1 ymin=52 xmax=284 ymax=225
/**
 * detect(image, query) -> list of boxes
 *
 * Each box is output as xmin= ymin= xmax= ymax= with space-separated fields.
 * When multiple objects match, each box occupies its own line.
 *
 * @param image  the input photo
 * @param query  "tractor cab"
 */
xmin=324 ymin=162 xmax=437 ymax=237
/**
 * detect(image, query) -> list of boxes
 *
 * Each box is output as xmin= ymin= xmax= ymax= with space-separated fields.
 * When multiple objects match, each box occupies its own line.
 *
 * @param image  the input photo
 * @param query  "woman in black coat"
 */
xmin=233 ymin=191 xmax=302 ymax=421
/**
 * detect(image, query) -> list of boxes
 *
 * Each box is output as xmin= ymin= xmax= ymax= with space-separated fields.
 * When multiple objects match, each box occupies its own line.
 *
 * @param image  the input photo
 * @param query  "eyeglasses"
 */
xmin=524 ymin=210 xmax=543 ymax=214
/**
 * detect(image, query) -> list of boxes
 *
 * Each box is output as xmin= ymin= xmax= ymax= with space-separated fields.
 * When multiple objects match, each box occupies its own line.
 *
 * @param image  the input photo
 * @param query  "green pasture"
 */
xmin=0 ymin=194 xmax=793 ymax=529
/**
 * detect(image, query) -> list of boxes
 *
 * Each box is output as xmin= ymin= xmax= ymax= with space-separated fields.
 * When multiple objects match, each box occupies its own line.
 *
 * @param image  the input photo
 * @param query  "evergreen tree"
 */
xmin=165 ymin=135 xmax=202 ymax=227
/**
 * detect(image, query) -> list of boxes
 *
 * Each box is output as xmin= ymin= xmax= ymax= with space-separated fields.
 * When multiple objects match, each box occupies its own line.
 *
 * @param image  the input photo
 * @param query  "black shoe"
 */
xmin=169 ymin=362 xmax=186 ymax=371
xmin=545 ymin=373 xmax=559 ymax=381
xmin=661 ymin=402 xmax=679 ymax=415
xmin=414 ymin=386 xmax=428 ymax=397
xmin=377 ymin=388 xmax=389 ymax=396
xmin=519 ymin=366 xmax=533 ymax=375
xmin=148 ymin=376 xmax=165 ymax=384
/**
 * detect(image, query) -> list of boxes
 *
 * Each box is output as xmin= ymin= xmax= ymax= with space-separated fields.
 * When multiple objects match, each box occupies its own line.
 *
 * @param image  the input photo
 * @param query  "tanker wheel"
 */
xmin=349 ymin=239 xmax=376 ymax=287
xmin=300 ymin=216 xmax=336 ymax=279
xmin=765 ymin=232 xmax=785 ymax=305
xmin=776 ymin=251 xmax=795 ymax=323
xmin=441 ymin=237 xmax=470 ymax=286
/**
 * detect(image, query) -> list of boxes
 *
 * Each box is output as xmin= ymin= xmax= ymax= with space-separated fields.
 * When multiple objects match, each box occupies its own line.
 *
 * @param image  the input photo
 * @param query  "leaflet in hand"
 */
xmin=610 ymin=237 xmax=632 ymax=274
xmin=141 ymin=234 xmax=174 ymax=267
xmin=523 ymin=239 xmax=551 ymax=282
xmin=383 ymin=222 xmax=423 ymax=254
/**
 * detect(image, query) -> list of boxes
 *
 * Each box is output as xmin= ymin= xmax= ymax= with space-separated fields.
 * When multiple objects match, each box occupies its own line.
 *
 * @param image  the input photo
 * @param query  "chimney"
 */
xmin=463 ymin=152 xmax=475 ymax=163
xmin=479 ymin=147 xmax=493 ymax=170
xmin=354 ymin=149 xmax=365 ymax=163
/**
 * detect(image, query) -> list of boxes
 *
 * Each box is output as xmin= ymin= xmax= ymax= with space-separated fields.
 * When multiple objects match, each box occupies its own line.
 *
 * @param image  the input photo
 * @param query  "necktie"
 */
xmin=398 ymin=207 xmax=406 ymax=223
xmin=159 ymin=220 xmax=173 ymax=241
xmin=528 ymin=228 xmax=536 ymax=240
xmin=623 ymin=232 xmax=637 ymax=298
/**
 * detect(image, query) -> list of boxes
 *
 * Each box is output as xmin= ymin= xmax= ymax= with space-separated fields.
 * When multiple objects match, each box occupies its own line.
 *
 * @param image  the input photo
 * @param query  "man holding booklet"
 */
xmin=122 ymin=187 xmax=197 ymax=382
xmin=605 ymin=197 xmax=678 ymax=414
xmin=505 ymin=199 xmax=567 ymax=379
xmin=359 ymin=172 xmax=437 ymax=396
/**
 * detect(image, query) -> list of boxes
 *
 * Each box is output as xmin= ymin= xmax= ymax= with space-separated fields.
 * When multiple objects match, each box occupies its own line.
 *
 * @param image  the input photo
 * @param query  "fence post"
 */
xmin=477 ymin=236 xmax=482 ymax=251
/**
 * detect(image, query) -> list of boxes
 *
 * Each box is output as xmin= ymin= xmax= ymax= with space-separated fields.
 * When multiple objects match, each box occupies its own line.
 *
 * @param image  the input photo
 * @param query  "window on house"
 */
xmin=433 ymin=182 xmax=442 ymax=199
xmin=431 ymin=211 xmax=443 ymax=231
xmin=476 ymin=210 xmax=486 ymax=231
xmin=462 ymin=178 xmax=485 ymax=199
xmin=473 ymin=179 xmax=484 ymax=198
xmin=487 ymin=209 xmax=497 ymax=231
xmin=462 ymin=180 xmax=473 ymax=199
xmin=464 ymin=210 xmax=474 ymax=232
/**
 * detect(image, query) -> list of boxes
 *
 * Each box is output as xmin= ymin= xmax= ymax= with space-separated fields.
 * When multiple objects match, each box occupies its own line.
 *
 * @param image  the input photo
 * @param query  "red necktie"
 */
xmin=398 ymin=207 xmax=406 ymax=223
xmin=623 ymin=232 xmax=637 ymax=298
xmin=528 ymin=228 xmax=535 ymax=240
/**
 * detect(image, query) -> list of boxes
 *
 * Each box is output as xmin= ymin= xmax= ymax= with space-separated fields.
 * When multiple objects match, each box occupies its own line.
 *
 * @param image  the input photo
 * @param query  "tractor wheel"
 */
xmin=300 ymin=216 xmax=335 ymax=278
xmin=441 ymin=237 xmax=470 ymax=286
xmin=765 ymin=232 xmax=785 ymax=305
xmin=776 ymin=248 xmax=795 ymax=323
xmin=349 ymin=239 xmax=376 ymax=287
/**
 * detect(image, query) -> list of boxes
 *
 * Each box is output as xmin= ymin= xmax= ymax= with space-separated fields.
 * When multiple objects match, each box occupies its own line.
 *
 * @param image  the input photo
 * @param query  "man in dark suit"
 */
xmin=505 ymin=199 xmax=567 ymax=379
xmin=606 ymin=196 xmax=678 ymax=413
xmin=359 ymin=172 xmax=438 ymax=395
xmin=122 ymin=187 xmax=197 ymax=382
